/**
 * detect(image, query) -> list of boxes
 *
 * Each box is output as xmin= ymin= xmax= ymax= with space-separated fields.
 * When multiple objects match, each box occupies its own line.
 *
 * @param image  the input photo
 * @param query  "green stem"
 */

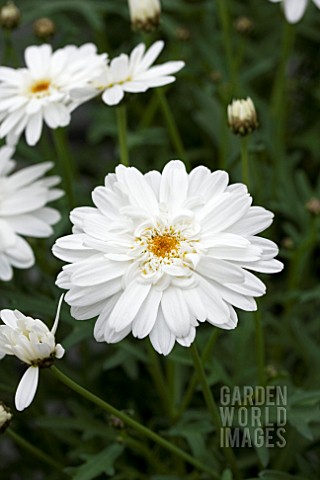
xmin=52 ymin=128 xmax=76 ymax=209
xmin=271 ymin=22 xmax=295 ymax=170
xmin=190 ymin=344 xmax=241 ymax=480
xmin=254 ymin=309 xmax=266 ymax=386
xmin=51 ymin=366 xmax=218 ymax=479
xmin=157 ymin=89 xmax=190 ymax=170
xmin=6 ymin=428 xmax=67 ymax=474
xmin=116 ymin=105 xmax=129 ymax=166
xmin=175 ymin=329 xmax=220 ymax=420
xmin=147 ymin=343 xmax=173 ymax=418
xmin=216 ymin=0 xmax=236 ymax=93
xmin=240 ymin=136 xmax=249 ymax=186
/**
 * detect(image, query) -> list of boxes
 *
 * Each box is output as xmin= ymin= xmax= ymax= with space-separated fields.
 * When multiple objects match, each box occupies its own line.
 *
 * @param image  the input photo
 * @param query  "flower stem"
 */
xmin=157 ymin=89 xmax=190 ymax=170
xmin=254 ymin=309 xmax=266 ymax=386
xmin=271 ymin=22 xmax=295 ymax=172
xmin=116 ymin=105 xmax=129 ymax=166
xmin=147 ymin=343 xmax=174 ymax=418
xmin=175 ymin=329 xmax=220 ymax=420
xmin=6 ymin=428 xmax=67 ymax=474
xmin=52 ymin=128 xmax=76 ymax=210
xmin=240 ymin=136 xmax=249 ymax=186
xmin=216 ymin=0 xmax=236 ymax=92
xmin=51 ymin=366 xmax=219 ymax=478
xmin=190 ymin=344 xmax=241 ymax=480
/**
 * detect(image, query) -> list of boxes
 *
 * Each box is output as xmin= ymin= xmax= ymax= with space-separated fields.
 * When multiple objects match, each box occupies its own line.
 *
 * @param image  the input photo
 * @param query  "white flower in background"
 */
xmin=72 ymin=40 xmax=185 ymax=106
xmin=269 ymin=0 xmax=320 ymax=23
xmin=0 ymin=296 xmax=65 ymax=411
xmin=53 ymin=160 xmax=283 ymax=356
xmin=0 ymin=43 xmax=107 ymax=146
xmin=0 ymin=145 xmax=63 ymax=281
xmin=227 ymin=97 xmax=258 ymax=136
xmin=0 ymin=402 xmax=12 ymax=432
xmin=128 ymin=0 xmax=161 ymax=32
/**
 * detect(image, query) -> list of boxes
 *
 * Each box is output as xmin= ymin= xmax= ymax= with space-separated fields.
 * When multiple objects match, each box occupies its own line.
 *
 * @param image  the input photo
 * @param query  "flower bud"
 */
xmin=305 ymin=197 xmax=320 ymax=216
xmin=0 ymin=402 xmax=12 ymax=433
xmin=128 ymin=0 xmax=161 ymax=32
xmin=0 ymin=1 xmax=20 ymax=30
xmin=33 ymin=17 xmax=55 ymax=40
xmin=227 ymin=97 xmax=258 ymax=136
xmin=234 ymin=16 xmax=254 ymax=35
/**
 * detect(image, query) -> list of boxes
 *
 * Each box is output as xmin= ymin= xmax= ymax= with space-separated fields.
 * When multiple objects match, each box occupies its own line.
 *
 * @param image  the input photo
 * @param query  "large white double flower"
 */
xmin=0 ymin=43 xmax=107 ymax=146
xmin=0 ymin=145 xmax=63 ymax=281
xmin=269 ymin=0 xmax=320 ymax=23
xmin=53 ymin=160 xmax=283 ymax=355
xmin=72 ymin=40 xmax=185 ymax=106
xmin=0 ymin=296 xmax=65 ymax=411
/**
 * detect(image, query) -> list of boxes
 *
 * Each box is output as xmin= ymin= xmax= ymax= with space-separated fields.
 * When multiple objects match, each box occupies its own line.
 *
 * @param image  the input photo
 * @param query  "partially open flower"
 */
xmin=228 ymin=97 xmax=258 ymax=136
xmin=0 ymin=1 xmax=20 ymax=30
xmin=128 ymin=0 xmax=161 ymax=32
xmin=0 ymin=401 xmax=12 ymax=433
xmin=0 ymin=296 xmax=65 ymax=411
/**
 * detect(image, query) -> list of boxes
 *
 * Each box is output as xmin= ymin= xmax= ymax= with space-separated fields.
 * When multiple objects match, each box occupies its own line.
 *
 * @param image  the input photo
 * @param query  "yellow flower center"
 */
xmin=147 ymin=234 xmax=180 ymax=259
xmin=30 ymin=80 xmax=51 ymax=95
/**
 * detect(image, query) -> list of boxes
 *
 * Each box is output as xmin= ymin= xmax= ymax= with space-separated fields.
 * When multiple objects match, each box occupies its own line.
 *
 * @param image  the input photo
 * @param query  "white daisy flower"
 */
xmin=0 ymin=43 xmax=107 ymax=146
xmin=269 ymin=0 xmax=320 ymax=23
xmin=0 ymin=296 xmax=65 ymax=411
xmin=0 ymin=145 xmax=63 ymax=281
xmin=53 ymin=160 xmax=283 ymax=356
xmin=0 ymin=402 xmax=12 ymax=432
xmin=72 ymin=40 xmax=185 ymax=106
xmin=128 ymin=0 xmax=161 ymax=31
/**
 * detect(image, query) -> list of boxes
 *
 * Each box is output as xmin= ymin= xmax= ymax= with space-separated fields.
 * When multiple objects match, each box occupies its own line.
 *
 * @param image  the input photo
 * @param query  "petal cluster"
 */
xmin=269 ymin=0 xmax=320 ymax=23
xmin=72 ymin=40 xmax=185 ymax=106
xmin=0 ymin=145 xmax=63 ymax=281
xmin=0 ymin=43 xmax=107 ymax=145
xmin=53 ymin=160 xmax=283 ymax=356
xmin=0 ymin=296 xmax=65 ymax=411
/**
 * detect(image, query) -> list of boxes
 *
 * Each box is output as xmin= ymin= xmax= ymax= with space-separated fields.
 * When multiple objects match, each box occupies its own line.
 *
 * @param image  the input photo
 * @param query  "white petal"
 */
xmin=102 ymin=86 xmax=124 ymax=106
xmin=15 ymin=366 xmax=39 ymax=411
xmin=108 ymin=282 xmax=151 ymax=332
xmin=284 ymin=0 xmax=308 ymax=22
xmin=25 ymin=112 xmax=43 ymax=146
xmin=132 ymin=289 xmax=162 ymax=339
xmin=149 ymin=309 xmax=175 ymax=356
xmin=161 ymin=286 xmax=191 ymax=337
xmin=160 ymin=160 xmax=189 ymax=212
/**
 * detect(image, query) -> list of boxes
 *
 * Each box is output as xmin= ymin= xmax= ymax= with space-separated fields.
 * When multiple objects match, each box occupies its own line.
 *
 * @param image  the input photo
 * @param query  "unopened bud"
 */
xmin=234 ymin=16 xmax=254 ymax=35
xmin=128 ymin=0 xmax=161 ymax=32
xmin=33 ymin=17 xmax=55 ymax=40
xmin=228 ymin=97 xmax=258 ymax=136
xmin=176 ymin=26 xmax=190 ymax=41
xmin=282 ymin=237 xmax=294 ymax=250
xmin=305 ymin=197 xmax=320 ymax=216
xmin=0 ymin=402 xmax=12 ymax=434
xmin=0 ymin=1 xmax=20 ymax=30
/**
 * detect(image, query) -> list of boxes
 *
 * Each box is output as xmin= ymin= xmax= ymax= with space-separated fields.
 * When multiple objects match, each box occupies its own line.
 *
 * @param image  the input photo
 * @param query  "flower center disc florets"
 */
xmin=132 ymin=222 xmax=201 ymax=279
xmin=29 ymin=79 xmax=51 ymax=97
xmin=148 ymin=232 xmax=180 ymax=259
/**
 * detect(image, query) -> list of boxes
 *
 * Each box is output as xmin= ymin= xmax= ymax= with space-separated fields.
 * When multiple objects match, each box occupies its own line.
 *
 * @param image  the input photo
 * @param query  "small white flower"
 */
xmin=0 ymin=43 xmax=107 ymax=146
xmin=0 ymin=296 xmax=65 ymax=411
xmin=0 ymin=145 xmax=63 ymax=281
xmin=269 ymin=0 xmax=320 ymax=23
xmin=128 ymin=0 xmax=161 ymax=31
xmin=53 ymin=160 xmax=283 ymax=356
xmin=72 ymin=40 xmax=185 ymax=106
xmin=227 ymin=97 xmax=258 ymax=136
xmin=0 ymin=402 xmax=12 ymax=432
